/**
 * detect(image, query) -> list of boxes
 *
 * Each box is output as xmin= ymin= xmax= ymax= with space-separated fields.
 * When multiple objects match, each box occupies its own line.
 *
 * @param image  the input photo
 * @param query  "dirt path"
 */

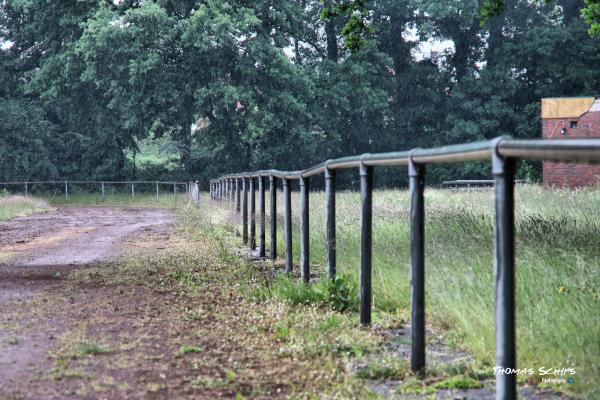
xmin=0 ymin=205 xmax=342 ymax=400
xmin=0 ymin=206 xmax=173 ymax=271
xmin=0 ymin=207 xmax=174 ymax=397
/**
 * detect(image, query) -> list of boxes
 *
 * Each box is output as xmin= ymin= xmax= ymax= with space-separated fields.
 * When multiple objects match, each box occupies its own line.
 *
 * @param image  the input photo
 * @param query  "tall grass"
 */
xmin=48 ymin=193 xmax=191 ymax=207
xmin=0 ymin=195 xmax=49 ymax=221
xmin=219 ymin=185 xmax=599 ymax=397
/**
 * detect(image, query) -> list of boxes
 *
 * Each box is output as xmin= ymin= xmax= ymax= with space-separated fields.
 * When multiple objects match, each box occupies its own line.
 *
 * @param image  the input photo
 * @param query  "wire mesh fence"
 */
xmin=0 ymin=180 xmax=190 ymax=206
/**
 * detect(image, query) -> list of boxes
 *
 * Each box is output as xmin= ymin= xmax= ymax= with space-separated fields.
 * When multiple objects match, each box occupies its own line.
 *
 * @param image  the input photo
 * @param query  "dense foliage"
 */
xmin=1 ymin=0 xmax=599 ymax=185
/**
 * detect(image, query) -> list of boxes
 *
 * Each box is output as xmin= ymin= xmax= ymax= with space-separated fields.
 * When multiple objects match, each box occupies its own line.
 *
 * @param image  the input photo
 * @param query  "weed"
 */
xmin=52 ymin=368 xmax=89 ymax=381
xmin=397 ymin=375 xmax=484 ymax=395
xmin=355 ymin=357 xmax=409 ymax=380
xmin=265 ymin=273 xmax=358 ymax=312
xmin=5 ymin=336 xmax=20 ymax=345
xmin=175 ymin=345 xmax=203 ymax=356
xmin=191 ymin=370 xmax=237 ymax=389
xmin=78 ymin=342 xmax=110 ymax=356
xmin=313 ymin=274 xmax=359 ymax=312
xmin=273 ymin=322 xmax=291 ymax=342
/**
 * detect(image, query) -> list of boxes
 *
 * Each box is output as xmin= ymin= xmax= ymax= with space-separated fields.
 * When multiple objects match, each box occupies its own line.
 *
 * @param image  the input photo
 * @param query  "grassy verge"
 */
xmin=0 ymin=194 xmax=49 ymax=221
xmin=48 ymin=193 xmax=191 ymax=207
xmin=215 ymin=184 xmax=599 ymax=398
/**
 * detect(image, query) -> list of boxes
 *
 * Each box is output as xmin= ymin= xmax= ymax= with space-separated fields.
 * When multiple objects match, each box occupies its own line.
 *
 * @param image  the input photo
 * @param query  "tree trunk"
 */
xmin=389 ymin=13 xmax=410 ymax=106
xmin=180 ymin=119 xmax=192 ymax=179
xmin=324 ymin=0 xmax=338 ymax=61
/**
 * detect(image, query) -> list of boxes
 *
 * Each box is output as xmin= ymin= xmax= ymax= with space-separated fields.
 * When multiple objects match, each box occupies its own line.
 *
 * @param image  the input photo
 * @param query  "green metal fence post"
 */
xmin=259 ymin=176 xmax=266 ymax=257
xmin=492 ymin=143 xmax=517 ymax=400
xmin=300 ymin=176 xmax=310 ymax=283
xmin=249 ymin=177 xmax=256 ymax=250
xmin=409 ymin=153 xmax=426 ymax=372
xmin=359 ymin=163 xmax=373 ymax=325
xmin=325 ymin=167 xmax=336 ymax=279
xmin=269 ymin=175 xmax=277 ymax=260
xmin=235 ymin=178 xmax=241 ymax=212
xmin=242 ymin=178 xmax=248 ymax=244
xmin=283 ymin=177 xmax=293 ymax=272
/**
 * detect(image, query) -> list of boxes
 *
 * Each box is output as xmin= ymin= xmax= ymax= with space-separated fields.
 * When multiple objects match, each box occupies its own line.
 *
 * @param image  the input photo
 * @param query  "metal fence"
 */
xmin=0 ymin=180 xmax=189 ymax=202
xmin=209 ymin=136 xmax=600 ymax=400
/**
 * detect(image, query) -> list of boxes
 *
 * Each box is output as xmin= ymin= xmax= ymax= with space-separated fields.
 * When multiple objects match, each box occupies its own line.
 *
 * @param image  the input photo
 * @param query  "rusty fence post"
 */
xmin=359 ymin=163 xmax=373 ymax=325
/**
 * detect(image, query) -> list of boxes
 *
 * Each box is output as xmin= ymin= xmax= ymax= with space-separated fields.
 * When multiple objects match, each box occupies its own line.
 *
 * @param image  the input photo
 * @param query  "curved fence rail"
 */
xmin=209 ymin=136 xmax=600 ymax=400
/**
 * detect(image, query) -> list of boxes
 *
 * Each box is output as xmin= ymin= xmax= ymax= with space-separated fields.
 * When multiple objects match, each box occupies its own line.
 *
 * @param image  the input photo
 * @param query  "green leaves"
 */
xmin=320 ymin=0 xmax=371 ymax=53
xmin=479 ymin=0 xmax=506 ymax=26
xmin=583 ymin=0 xmax=600 ymax=36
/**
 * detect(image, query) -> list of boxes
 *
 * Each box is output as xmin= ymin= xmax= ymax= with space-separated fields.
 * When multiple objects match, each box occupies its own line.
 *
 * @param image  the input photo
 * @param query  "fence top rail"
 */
xmin=213 ymin=137 xmax=600 ymax=182
xmin=0 ymin=181 xmax=189 ymax=185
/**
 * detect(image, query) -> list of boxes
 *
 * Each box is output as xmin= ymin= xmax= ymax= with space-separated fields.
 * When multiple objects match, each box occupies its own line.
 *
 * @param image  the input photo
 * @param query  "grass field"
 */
xmin=6 ymin=185 xmax=596 ymax=397
xmin=214 ymin=184 xmax=599 ymax=397
xmin=48 ymin=192 xmax=191 ymax=207
xmin=0 ymin=195 xmax=49 ymax=221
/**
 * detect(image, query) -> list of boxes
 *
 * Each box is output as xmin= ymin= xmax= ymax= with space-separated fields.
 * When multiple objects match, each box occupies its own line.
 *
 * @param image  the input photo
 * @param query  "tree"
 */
xmin=583 ymin=0 xmax=600 ymax=35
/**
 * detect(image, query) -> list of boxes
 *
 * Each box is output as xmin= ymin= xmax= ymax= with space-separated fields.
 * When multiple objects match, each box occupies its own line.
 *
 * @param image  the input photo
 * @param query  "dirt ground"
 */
xmin=0 ymin=206 xmax=336 ymax=400
xmin=0 ymin=207 xmax=175 ymax=399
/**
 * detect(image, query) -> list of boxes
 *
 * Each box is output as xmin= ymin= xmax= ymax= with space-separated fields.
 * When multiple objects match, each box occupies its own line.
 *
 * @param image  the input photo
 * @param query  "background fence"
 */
xmin=210 ymin=136 xmax=600 ymax=400
xmin=0 ymin=180 xmax=189 ymax=204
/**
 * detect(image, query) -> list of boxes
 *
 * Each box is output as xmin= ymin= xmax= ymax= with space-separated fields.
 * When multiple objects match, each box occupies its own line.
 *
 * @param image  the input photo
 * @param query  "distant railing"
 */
xmin=442 ymin=179 xmax=527 ymax=188
xmin=0 ymin=180 xmax=189 ymax=202
xmin=209 ymin=136 xmax=600 ymax=400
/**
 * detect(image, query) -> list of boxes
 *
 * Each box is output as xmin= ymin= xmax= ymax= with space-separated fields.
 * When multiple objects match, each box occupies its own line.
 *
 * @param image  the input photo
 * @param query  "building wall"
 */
xmin=542 ymin=107 xmax=600 ymax=188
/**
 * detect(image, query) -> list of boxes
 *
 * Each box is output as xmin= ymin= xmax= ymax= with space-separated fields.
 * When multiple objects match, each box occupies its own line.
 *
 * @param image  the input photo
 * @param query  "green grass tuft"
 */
xmin=78 ymin=342 xmax=111 ymax=356
xmin=398 ymin=375 xmax=484 ymax=395
xmin=176 ymin=345 xmax=203 ymax=356
xmin=263 ymin=273 xmax=358 ymax=312
xmin=355 ymin=357 xmax=410 ymax=380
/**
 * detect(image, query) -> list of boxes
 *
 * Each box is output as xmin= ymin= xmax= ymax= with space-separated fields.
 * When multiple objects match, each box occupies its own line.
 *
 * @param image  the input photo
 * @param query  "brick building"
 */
xmin=542 ymin=97 xmax=600 ymax=188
